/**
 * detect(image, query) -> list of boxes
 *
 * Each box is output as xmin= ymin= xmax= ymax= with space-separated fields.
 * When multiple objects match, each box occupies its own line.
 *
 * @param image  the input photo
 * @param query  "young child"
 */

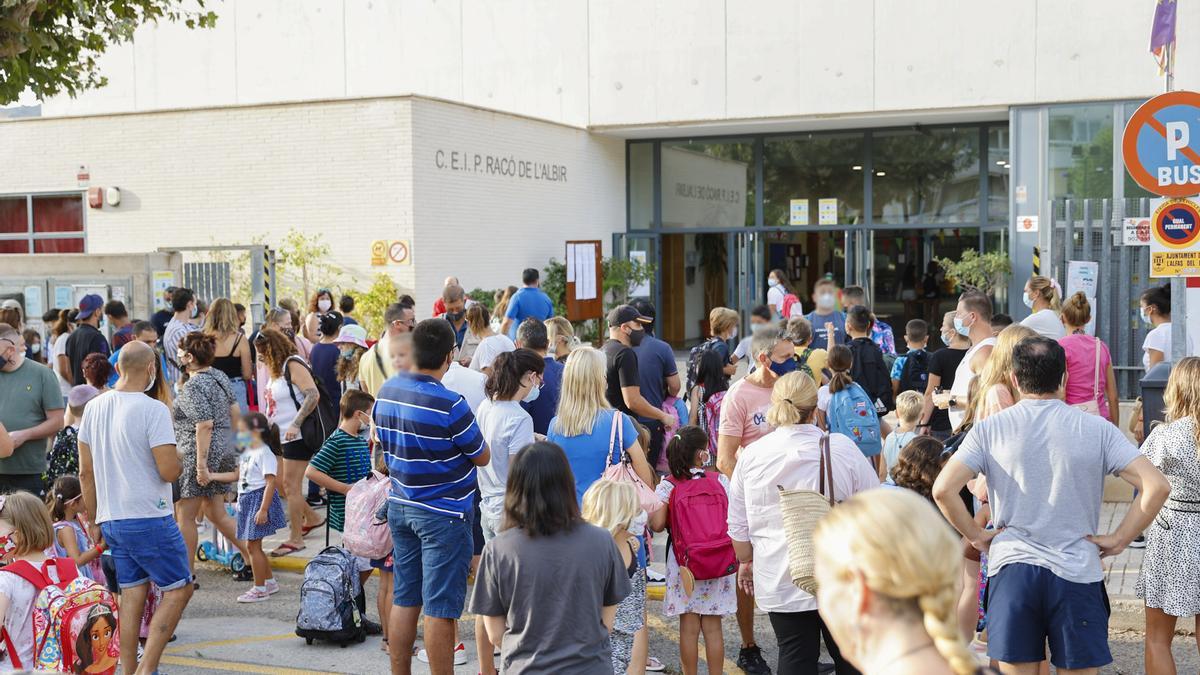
xmin=648 ymin=426 xmax=735 ymax=675
xmin=844 ymin=305 xmax=894 ymax=414
xmin=880 ymin=391 xmax=923 ymax=482
xmin=305 ymin=390 xmax=387 ymax=641
xmin=0 ymin=492 xmax=56 ymax=670
xmin=818 ymin=345 xmax=885 ymax=466
xmin=45 ymin=475 xmax=105 ymax=582
xmin=784 ymin=317 xmax=828 ymax=384
xmin=890 ymin=319 xmax=930 ymax=399
xmin=210 ymin=412 xmax=286 ymax=603
xmin=44 ymin=384 xmax=101 ymax=487
xmin=581 ymin=480 xmax=645 ymax=675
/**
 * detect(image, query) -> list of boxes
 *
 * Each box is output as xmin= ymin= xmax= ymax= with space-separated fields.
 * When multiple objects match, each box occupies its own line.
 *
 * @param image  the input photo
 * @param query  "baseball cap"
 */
xmin=333 ymin=324 xmax=369 ymax=350
xmin=607 ymin=304 xmax=652 ymax=328
xmin=67 ymin=384 xmax=101 ymax=408
xmin=0 ymin=299 xmax=20 ymax=311
xmin=76 ymin=294 xmax=104 ymax=320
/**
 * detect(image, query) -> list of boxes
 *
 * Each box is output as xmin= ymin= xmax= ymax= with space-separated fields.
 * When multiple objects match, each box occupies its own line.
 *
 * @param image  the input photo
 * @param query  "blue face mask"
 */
xmin=235 ymin=431 xmax=253 ymax=448
xmin=953 ymin=315 xmax=972 ymax=337
xmin=769 ymin=358 xmax=798 ymax=376
xmin=190 ymin=304 xmax=199 ymax=319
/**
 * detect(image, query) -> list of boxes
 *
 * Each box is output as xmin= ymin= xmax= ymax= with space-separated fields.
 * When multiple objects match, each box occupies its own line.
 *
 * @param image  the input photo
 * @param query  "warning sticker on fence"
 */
xmin=1151 ymin=198 xmax=1200 ymax=277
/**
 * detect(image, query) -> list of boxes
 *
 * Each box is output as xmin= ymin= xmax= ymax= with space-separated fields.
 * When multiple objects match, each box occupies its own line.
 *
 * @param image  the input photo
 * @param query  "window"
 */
xmin=661 ymin=139 xmax=755 ymax=228
xmin=629 ymin=143 xmax=654 ymax=230
xmin=988 ymin=126 xmax=1010 ymax=224
xmin=0 ymin=194 xmax=85 ymax=254
xmin=1048 ymin=105 xmax=1114 ymax=206
xmin=873 ymin=128 xmax=981 ymax=224
xmin=763 ymin=133 xmax=864 ymax=226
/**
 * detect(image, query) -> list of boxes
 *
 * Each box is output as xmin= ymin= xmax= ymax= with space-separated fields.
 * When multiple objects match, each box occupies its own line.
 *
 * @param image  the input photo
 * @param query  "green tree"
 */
xmin=935 ymin=249 xmax=1011 ymax=295
xmin=355 ymin=274 xmax=399 ymax=338
xmin=0 ymin=0 xmax=216 ymax=104
xmin=276 ymin=230 xmax=342 ymax=303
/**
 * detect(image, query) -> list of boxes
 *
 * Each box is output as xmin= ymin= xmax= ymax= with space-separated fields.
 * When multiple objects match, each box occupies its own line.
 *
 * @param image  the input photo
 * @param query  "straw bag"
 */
xmin=1073 ymin=337 xmax=1102 ymax=416
xmin=777 ymin=433 xmax=835 ymax=595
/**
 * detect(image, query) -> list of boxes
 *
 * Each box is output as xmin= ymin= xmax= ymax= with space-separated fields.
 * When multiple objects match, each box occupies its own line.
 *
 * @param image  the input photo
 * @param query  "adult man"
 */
xmin=0 ymin=325 xmax=64 ymax=495
xmin=150 ymin=286 xmax=176 ymax=338
xmin=499 ymin=268 xmax=554 ymax=340
xmin=630 ymin=300 xmax=681 ymax=463
xmin=339 ymin=294 xmax=359 ymax=326
xmin=602 ymin=306 xmax=675 ymax=465
xmin=162 ymin=287 xmax=199 ymax=385
xmin=78 ymin=341 xmax=193 ymax=674
xmin=804 ymin=278 xmax=846 ymax=348
xmin=441 ymin=285 xmax=469 ymax=349
xmin=841 ymin=285 xmax=895 ymax=356
xmin=432 ymin=276 xmax=459 ymax=317
xmin=359 ymin=302 xmax=415 ymax=396
xmin=516 ymin=318 xmax=562 ymax=435
xmin=106 ymin=321 xmax=167 ymax=387
xmin=375 ymin=319 xmax=490 ymax=675
xmin=933 ymin=337 xmax=1169 ymax=674
xmin=104 ymin=299 xmax=134 ymax=351
xmin=717 ymin=326 xmax=797 ymax=675
xmin=64 ymin=294 xmax=110 ymax=386
xmin=933 ymin=291 xmax=996 ymax=430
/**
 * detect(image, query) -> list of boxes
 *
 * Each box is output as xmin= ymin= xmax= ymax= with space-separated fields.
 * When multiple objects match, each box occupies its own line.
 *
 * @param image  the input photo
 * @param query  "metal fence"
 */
xmin=1047 ymin=198 xmax=1157 ymax=398
xmin=183 ymin=262 xmax=232 ymax=306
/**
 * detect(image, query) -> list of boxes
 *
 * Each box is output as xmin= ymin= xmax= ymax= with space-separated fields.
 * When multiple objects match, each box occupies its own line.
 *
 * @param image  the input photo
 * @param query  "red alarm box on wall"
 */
xmin=87 ymin=187 xmax=103 ymax=209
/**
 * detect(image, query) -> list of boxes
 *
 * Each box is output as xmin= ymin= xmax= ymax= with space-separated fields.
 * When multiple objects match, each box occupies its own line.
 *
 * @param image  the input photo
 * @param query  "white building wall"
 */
xmin=409 ymin=98 xmax=625 ymax=311
xmin=36 ymin=0 xmax=1200 ymax=129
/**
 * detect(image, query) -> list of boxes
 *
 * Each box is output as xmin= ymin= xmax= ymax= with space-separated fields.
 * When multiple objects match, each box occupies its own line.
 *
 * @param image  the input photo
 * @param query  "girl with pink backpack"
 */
xmin=648 ymin=426 xmax=737 ymax=675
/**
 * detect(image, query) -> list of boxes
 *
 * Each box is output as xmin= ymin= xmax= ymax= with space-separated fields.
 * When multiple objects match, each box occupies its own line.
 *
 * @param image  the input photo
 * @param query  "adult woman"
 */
xmin=1057 ymin=292 xmax=1119 ymax=425
xmin=545 ymin=317 xmax=576 ymax=363
xmin=919 ymin=311 xmax=969 ymax=441
xmin=307 ymin=312 xmax=343 ymax=405
xmin=256 ymin=308 xmax=312 ymax=411
xmin=301 ymin=289 xmax=336 ymax=343
xmin=333 ymin=324 xmax=369 ymax=393
xmin=253 ymin=327 xmax=324 ymax=556
xmin=469 ymin=441 xmax=633 ymax=674
xmin=814 ymin=489 xmax=983 ymax=675
xmin=491 ymin=286 xmax=519 ymax=332
xmin=172 ymin=332 xmax=250 ymax=578
xmin=1019 ymin=275 xmax=1064 ymax=339
xmin=766 ymin=269 xmax=795 ymax=319
xmin=81 ymin=353 xmax=112 ymax=391
xmin=1141 ymin=283 xmax=1181 ymax=371
xmin=727 ymin=371 xmax=879 ymax=673
xmin=464 ymin=305 xmax=516 ymax=374
xmin=688 ymin=349 xmax=729 ymax=457
xmin=546 ymin=347 xmax=653 ymax=503
xmin=0 ymin=306 xmax=21 ymax=332
xmin=972 ymin=324 xmax=1037 ymax=421
xmin=1137 ymin=356 xmax=1200 ymax=675
xmin=50 ymin=309 xmax=74 ymax=399
xmin=204 ymin=298 xmax=253 ymax=414
xmin=21 ymin=329 xmax=43 ymax=365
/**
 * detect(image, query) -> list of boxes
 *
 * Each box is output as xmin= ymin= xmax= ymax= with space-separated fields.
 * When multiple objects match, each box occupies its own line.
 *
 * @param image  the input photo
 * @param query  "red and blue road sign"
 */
xmin=1123 ymin=91 xmax=1200 ymax=198
xmin=1153 ymin=198 xmax=1200 ymax=249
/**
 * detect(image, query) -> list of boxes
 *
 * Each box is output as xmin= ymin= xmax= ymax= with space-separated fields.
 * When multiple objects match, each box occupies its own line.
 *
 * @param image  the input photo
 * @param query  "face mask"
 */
xmin=317 ymin=299 xmax=332 ymax=313
xmin=730 ymin=327 xmax=738 ymax=339
xmin=176 ymin=351 xmax=189 ymax=368
xmin=445 ymin=311 xmax=463 ymax=323
xmin=628 ymin=327 xmax=645 ymax=347
xmin=817 ymin=293 xmax=836 ymax=311
xmin=190 ymin=305 xmax=198 ymax=319
xmin=29 ymin=343 xmax=40 ymax=355
xmin=1022 ymin=293 xmax=1035 ymax=309
xmin=750 ymin=323 xmax=768 ymax=335
xmin=522 ymin=382 xmax=541 ymax=403
xmin=1140 ymin=308 xmax=1154 ymax=325
xmin=284 ymin=328 xmax=296 ymax=339
xmin=144 ymin=366 xmax=157 ymax=392
xmin=340 ymin=347 xmax=356 ymax=359
xmin=768 ymin=278 xmax=780 ymax=288
xmin=769 ymin=357 xmax=798 ymax=376
xmin=941 ymin=330 xmax=956 ymax=344
xmin=953 ymin=315 xmax=972 ymax=337
xmin=235 ymin=431 xmax=253 ymax=448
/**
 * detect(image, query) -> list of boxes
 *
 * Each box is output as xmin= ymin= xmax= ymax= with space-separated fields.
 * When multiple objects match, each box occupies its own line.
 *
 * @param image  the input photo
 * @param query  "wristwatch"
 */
xmin=949 ymin=396 xmax=958 ymax=409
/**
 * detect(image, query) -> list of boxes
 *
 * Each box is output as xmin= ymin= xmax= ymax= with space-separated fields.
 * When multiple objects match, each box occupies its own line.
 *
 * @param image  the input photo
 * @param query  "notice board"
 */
xmin=565 ymin=240 xmax=603 ymax=322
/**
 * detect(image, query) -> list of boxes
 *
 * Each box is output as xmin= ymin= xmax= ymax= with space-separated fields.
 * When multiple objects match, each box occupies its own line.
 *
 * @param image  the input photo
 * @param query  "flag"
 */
xmin=1150 ymin=0 xmax=1177 ymax=74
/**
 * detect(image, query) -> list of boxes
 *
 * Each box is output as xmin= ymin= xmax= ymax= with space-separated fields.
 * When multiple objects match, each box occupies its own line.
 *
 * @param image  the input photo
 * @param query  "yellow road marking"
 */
xmin=165 ymin=632 xmax=297 ymax=654
xmin=644 ymin=612 xmax=740 ymax=674
xmin=160 ymin=654 xmax=334 ymax=674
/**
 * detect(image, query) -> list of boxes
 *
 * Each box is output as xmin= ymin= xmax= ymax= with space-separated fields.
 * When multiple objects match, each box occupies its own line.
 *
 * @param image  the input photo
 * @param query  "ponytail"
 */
xmin=46 ymin=475 xmax=82 ymax=522
xmin=918 ymin=584 xmax=977 ymax=675
xmin=264 ymin=423 xmax=283 ymax=456
xmin=826 ymin=345 xmax=854 ymax=394
xmin=666 ymin=426 xmax=709 ymax=480
xmin=242 ymin=412 xmax=283 ymax=456
xmin=1028 ymin=275 xmax=1062 ymax=312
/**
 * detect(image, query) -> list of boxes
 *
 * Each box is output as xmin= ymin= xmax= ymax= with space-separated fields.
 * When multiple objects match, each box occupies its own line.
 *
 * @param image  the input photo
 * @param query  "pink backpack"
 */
xmin=341 ymin=471 xmax=392 ymax=560
xmin=780 ymin=293 xmax=802 ymax=318
xmin=665 ymin=472 xmax=738 ymax=581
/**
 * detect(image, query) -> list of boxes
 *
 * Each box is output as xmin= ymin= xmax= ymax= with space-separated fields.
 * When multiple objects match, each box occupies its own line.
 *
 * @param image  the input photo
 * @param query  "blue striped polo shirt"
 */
xmin=374 ymin=372 xmax=487 ymax=519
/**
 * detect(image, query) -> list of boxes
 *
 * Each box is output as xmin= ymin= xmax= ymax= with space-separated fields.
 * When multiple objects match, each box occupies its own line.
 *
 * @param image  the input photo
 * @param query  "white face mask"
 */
xmin=317 ymin=299 xmax=332 ymax=313
xmin=144 ymin=366 xmax=157 ymax=392
xmin=29 ymin=342 xmax=40 ymax=354
xmin=817 ymin=293 xmax=836 ymax=311
xmin=768 ymin=278 xmax=780 ymax=289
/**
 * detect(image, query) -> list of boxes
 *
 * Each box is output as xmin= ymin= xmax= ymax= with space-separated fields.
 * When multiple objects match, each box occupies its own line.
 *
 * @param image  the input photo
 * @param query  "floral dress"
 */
xmin=173 ymin=369 xmax=238 ymax=499
xmin=654 ymin=470 xmax=738 ymax=617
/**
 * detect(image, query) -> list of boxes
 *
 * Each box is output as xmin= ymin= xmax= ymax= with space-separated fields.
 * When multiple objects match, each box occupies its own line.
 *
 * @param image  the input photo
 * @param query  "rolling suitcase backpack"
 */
xmin=295 ymin=547 xmax=366 ymax=647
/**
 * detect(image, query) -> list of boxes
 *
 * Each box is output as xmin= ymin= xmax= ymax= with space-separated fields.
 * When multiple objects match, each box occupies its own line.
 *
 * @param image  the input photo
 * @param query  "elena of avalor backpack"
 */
xmin=1 ymin=557 xmax=119 ymax=673
xmin=341 ymin=472 xmax=392 ymax=560
xmin=665 ymin=472 xmax=738 ymax=581
xmin=827 ymin=383 xmax=883 ymax=457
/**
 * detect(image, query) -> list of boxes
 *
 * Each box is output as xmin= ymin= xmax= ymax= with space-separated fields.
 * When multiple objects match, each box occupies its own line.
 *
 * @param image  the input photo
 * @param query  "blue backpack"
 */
xmin=827 ymin=383 xmax=883 ymax=457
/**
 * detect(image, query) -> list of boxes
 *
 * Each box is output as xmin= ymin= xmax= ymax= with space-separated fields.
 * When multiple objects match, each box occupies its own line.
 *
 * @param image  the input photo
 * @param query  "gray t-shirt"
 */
xmin=956 ymin=398 xmax=1139 ymax=584
xmin=470 ymin=522 xmax=631 ymax=674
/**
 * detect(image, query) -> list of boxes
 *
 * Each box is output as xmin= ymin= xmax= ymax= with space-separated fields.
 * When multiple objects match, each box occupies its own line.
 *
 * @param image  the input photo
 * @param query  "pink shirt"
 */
xmin=718 ymin=377 xmax=775 ymax=448
xmin=1058 ymin=334 xmax=1111 ymax=418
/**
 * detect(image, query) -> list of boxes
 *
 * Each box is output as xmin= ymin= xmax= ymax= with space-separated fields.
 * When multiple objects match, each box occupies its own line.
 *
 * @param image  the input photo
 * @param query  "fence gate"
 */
xmin=1047 ymin=198 xmax=1156 ymax=398
xmin=183 ymin=262 xmax=232 ymax=306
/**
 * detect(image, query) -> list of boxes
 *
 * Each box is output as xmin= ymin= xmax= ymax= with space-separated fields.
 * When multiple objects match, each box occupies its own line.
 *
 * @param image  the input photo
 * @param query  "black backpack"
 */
xmin=849 ymin=338 xmax=895 ymax=413
xmin=685 ymin=337 xmax=725 ymax=394
xmin=897 ymin=348 xmax=931 ymax=395
xmin=283 ymin=356 xmax=340 ymax=453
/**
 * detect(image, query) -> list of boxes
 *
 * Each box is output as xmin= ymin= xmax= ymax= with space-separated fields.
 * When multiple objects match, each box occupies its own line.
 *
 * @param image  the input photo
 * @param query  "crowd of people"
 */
xmin=0 ymin=264 xmax=1195 ymax=675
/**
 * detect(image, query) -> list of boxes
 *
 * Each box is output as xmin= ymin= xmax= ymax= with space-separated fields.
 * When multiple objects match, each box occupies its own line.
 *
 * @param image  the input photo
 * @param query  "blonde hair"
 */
xmin=973 ymin=324 xmax=1037 ymax=420
xmin=814 ymin=489 xmax=976 ymax=675
xmin=1027 ymin=275 xmax=1062 ymax=311
xmin=896 ymin=390 xmax=924 ymax=425
xmin=1164 ymin=356 xmax=1200 ymax=457
xmin=0 ymin=492 xmax=54 ymax=556
xmin=202 ymin=298 xmax=240 ymax=335
xmin=709 ymin=307 xmax=738 ymax=337
xmin=545 ymin=316 xmax=575 ymax=350
xmin=766 ymin=371 xmax=818 ymax=427
xmin=465 ymin=304 xmax=490 ymax=337
xmin=1060 ymin=291 xmax=1091 ymax=329
xmin=552 ymin=347 xmax=611 ymax=437
xmin=581 ymin=480 xmax=640 ymax=536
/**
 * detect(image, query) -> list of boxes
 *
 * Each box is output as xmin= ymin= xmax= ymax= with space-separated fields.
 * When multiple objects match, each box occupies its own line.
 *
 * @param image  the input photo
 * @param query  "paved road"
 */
xmin=163 ymin=564 xmax=1197 ymax=674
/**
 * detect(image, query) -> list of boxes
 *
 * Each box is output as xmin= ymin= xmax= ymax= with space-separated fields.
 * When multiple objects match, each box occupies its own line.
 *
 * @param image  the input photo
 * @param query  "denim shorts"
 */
xmin=986 ymin=562 xmax=1112 ymax=669
xmin=100 ymin=516 xmax=191 ymax=591
xmin=387 ymin=501 xmax=473 ymax=619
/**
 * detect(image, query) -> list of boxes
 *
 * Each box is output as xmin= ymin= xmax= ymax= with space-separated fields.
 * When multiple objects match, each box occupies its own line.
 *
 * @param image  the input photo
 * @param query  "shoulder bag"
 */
xmin=777 ymin=433 xmax=835 ymax=594
xmin=601 ymin=411 xmax=662 ymax=513
xmin=1073 ymin=337 xmax=1103 ymax=416
xmin=283 ymin=355 xmax=340 ymax=452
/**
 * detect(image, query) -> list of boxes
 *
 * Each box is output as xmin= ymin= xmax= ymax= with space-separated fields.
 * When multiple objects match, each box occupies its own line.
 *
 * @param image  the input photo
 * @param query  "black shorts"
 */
xmin=281 ymin=439 xmax=314 ymax=462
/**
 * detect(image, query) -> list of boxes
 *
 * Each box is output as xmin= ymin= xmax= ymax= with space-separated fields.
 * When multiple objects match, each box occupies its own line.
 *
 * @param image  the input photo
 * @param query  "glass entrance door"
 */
xmin=868 ymin=228 xmax=980 ymax=336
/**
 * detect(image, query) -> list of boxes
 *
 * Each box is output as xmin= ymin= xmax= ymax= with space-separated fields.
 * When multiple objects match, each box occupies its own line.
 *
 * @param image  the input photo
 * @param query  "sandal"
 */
xmin=269 ymin=543 xmax=306 ymax=558
xmin=301 ymin=519 xmax=326 ymax=536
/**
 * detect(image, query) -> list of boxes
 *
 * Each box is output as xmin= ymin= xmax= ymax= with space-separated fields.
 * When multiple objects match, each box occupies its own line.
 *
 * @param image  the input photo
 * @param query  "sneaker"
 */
xmin=237 ymin=588 xmax=271 ymax=603
xmin=1130 ymin=535 xmax=1146 ymax=549
xmin=233 ymin=568 xmax=254 ymax=582
xmin=737 ymin=645 xmax=772 ymax=674
xmin=646 ymin=655 xmax=666 ymax=672
xmin=417 ymin=643 xmax=468 ymax=666
xmin=363 ymin=618 xmax=383 ymax=636
xmin=264 ymin=578 xmax=280 ymax=595
xmin=646 ymin=567 xmax=666 ymax=586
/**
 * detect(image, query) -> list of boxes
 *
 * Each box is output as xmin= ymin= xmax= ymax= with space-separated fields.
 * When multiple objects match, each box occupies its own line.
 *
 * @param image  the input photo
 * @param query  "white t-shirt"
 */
xmin=767 ymin=285 xmax=785 ymax=316
xmin=816 ymin=385 xmax=831 ymax=412
xmin=51 ymin=334 xmax=71 ymax=396
xmin=470 ymin=334 xmax=516 ymax=372
xmin=733 ymin=336 xmax=753 ymax=361
xmin=475 ymin=399 xmax=535 ymax=522
xmin=77 ymin=391 xmax=177 ymax=523
xmin=441 ymin=362 xmax=487 ymax=414
xmin=238 ymin=446 xmax=278 ymax=495
xmin=1141 ymin=322 xmax=1195 ymax=369
xmin=0 ymin=567 xmax=38 ymax=669
xmin=1020 ymin=309 xmax=1065 ymax=339
xmin=949 ymin=337 xmax=996 ymax=430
